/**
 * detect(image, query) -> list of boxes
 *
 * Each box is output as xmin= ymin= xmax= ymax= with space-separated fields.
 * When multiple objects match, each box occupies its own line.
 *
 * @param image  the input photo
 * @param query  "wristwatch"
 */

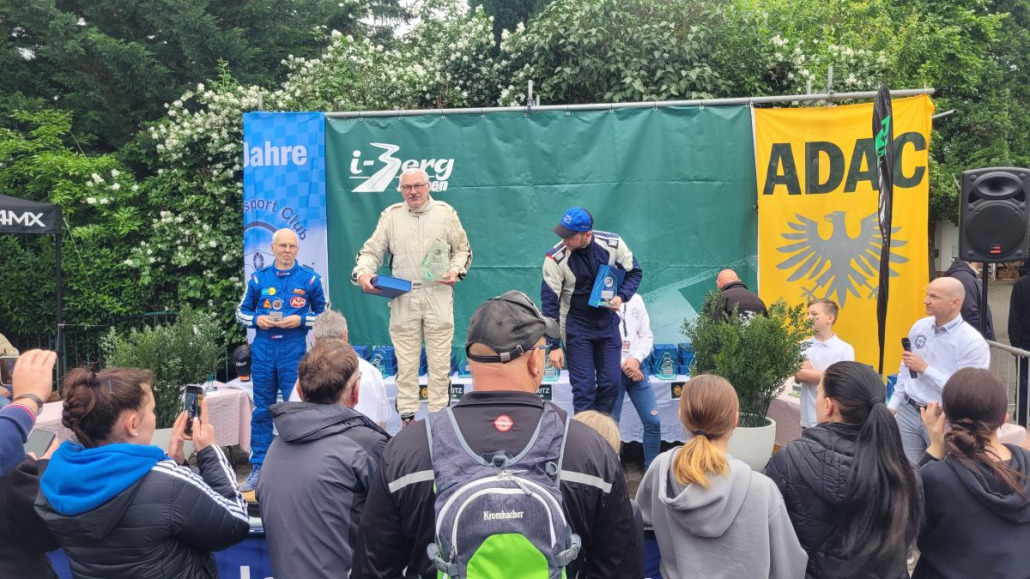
xmin=13 ymin=394 xmax=44 ymax=416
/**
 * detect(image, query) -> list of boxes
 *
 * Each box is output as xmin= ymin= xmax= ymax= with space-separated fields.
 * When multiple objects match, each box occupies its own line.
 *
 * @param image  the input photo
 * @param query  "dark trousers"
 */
xmin=565 ymin=323 xmax=621 ymax=414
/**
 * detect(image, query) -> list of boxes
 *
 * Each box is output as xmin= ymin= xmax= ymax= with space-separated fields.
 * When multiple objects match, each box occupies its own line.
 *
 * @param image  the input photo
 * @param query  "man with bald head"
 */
xmin=236 ymin=228 xmax=328 ymax=491
xmin=713 ymin=268 xmax=767 ymax=321
xmin=889 ymin=276 xmax=990 ymax=464
xmin=353 ymin=168 xmax=472 ymax=426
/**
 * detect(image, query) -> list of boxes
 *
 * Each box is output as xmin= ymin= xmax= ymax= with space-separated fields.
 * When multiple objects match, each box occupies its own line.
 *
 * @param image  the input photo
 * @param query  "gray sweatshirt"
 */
xmin=636 ymin=447 xmax=807 ymax=579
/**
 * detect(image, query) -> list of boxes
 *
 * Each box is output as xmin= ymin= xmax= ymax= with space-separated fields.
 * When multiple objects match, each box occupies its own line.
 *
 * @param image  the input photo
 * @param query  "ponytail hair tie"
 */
xmin=694 ymin=429 xmax=711 ymax=438
xmin=870 ymin=398 xmax=884 ymax=406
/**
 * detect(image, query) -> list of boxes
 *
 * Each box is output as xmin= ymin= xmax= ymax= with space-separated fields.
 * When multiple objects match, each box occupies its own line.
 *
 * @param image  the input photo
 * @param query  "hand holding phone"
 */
xmin=25 ymin=429 xmax=57 ymax=458
xmin=182 ymin=385 xmax=204 ymax=437
xmin=0 ymin=356 xmax=17 ymax=389
xmin=10 ymin=350 xmax=57 ymax=414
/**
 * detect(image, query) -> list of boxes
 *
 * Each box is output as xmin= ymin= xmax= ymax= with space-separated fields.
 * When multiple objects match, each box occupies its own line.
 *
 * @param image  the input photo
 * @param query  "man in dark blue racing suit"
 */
xmin=541 ymin=207 xmax=642 ymax=413
xmin=235 ymin=229 xmax=327 ymax=491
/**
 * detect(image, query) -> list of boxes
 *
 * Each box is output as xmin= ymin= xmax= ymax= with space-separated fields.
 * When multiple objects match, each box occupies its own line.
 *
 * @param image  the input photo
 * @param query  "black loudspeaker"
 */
xmin=959 ymin=167 xmax=1030 ymax=262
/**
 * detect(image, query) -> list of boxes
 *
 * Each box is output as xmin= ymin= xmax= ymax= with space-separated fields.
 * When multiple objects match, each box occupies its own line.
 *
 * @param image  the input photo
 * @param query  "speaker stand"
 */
xmin=979 ymin=268 xmax=989 ymax=337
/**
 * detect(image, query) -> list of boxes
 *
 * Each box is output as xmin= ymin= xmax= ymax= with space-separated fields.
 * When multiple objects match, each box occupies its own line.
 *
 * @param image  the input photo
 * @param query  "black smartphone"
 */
xmin=0 ymin=355 xmax=17 ymax=389
xmin=25 ymin=429 xmax=56 ymax=457
xmin=182 ymin=385 xmax=204 ymax=436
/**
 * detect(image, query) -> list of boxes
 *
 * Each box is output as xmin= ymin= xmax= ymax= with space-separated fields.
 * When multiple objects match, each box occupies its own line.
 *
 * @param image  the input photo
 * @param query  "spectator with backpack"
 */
xmin=352 ymin=290 xmax=641 ymax=578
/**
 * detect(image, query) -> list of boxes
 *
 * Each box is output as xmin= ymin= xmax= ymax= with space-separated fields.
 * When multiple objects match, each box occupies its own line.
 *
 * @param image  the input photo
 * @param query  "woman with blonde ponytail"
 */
xmin=636 ymin=374 xmax=806 ymax=578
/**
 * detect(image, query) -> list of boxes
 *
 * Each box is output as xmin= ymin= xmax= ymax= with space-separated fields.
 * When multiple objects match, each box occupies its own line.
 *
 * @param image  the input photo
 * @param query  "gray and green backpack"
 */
xmin=425 ymin=405 xmax=582 ymax=578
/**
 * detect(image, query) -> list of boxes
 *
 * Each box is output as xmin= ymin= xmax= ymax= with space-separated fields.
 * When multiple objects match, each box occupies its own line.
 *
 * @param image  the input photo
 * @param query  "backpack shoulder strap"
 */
xmin=425 ymin=412 xmax=435 ymax=463
xmin=553 ymin=405 xmax=572 ymax=484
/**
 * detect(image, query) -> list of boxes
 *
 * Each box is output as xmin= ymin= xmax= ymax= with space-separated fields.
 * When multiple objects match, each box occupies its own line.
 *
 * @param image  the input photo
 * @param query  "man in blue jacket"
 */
xmin=542 ymin=207 xmax=642 ymax=413
xmin=235 ymin=228 xmax=327 ymax=491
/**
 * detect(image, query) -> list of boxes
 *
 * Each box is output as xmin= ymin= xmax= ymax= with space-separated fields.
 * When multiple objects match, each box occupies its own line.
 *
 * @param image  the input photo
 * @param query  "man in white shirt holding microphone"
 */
xmin=889 ymin=276 xmax=990 ymax=465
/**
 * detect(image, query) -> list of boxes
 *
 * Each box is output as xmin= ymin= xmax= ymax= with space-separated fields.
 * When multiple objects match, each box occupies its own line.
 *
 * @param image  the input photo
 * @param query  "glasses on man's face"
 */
xmin=400 ymin=182 xmax=428 ymax=192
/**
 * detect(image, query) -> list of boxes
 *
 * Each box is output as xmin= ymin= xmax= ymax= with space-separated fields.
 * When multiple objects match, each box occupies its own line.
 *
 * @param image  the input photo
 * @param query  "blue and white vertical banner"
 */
xmin=242 ymin=112 xmax=329 ymax=288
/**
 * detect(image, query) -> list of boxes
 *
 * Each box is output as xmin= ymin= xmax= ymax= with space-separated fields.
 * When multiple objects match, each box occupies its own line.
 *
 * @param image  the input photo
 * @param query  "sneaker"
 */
xmin=400 ymin=414 xmax=416 ymax=428
xmin=240 ymin=465 xmax=261 ymax=492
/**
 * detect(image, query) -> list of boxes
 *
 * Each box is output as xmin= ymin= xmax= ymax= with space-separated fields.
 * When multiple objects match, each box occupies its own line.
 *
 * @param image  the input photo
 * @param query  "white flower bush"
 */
xmin=137 ymin=0 xmax=495 ymax=342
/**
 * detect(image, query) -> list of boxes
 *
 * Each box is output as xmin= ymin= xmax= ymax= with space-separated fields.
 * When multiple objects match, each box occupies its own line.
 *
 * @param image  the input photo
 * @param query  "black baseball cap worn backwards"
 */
xmin=466 ymin=291 xmax=560 ymax=363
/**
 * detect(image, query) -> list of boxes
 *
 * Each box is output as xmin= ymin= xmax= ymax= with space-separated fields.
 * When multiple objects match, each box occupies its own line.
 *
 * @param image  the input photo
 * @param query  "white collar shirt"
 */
xmin=799 ymin=334 xmax=855 ymax=427
xmin=617 ymin=294 xmax=654 ymax=363
xmin=888 ymin=314 xmax=990 ymax=409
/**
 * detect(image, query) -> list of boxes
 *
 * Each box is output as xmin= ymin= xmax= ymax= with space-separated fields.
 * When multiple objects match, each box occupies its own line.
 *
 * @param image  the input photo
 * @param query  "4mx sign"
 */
xmin=0 ymin=210 xmax=46 ymax=227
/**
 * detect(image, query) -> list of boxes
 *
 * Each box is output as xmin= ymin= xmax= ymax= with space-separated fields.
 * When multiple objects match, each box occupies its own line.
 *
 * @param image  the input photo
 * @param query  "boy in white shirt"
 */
xmin=795 ymin=299 xmax=855 ymax=428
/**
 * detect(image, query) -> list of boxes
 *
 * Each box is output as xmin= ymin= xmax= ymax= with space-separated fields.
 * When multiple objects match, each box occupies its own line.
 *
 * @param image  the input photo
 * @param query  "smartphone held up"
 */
xmin=182 ymin=385 xmax=204 ymax=437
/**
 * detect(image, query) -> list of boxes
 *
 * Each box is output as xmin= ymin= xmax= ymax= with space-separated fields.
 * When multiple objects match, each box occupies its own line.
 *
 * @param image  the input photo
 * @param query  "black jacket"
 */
xmin=0 ymin=457 xmax=58 ymax=578
xmin=714 ymin=281 xmax=768 ymax=321
xmin=915 ymin=445 xmax=1030 ymax=579
xmin=36 ymin=446 xmax=250 ymax=579
xmin=1009 ymin=272 xmax=1030 ymax=349
xmin=350 ymin=390 xmax=642 ymax=578
xmin=258 ymin=402 xmax=389 ymax=577
xmin=765 ymin=423 xmax=910 ymax=578
xmin=944 ymin=260 xmax=994 ymax=340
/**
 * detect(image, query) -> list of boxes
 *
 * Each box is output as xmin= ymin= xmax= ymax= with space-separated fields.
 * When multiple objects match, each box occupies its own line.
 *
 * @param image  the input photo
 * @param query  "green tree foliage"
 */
xmin=102 ymin=306 xmax=222 ymax=427
xmin=0 ymin=0 xmax=1027 ymax=359
xmin=497 ymin=0 xmax=769 ymax=104
xmin=470 ymin=0 xmax=549 ymax=48
xmin=683 ymin=292 xmax=810 ymax=427
xmin=0 ymin=109 xmax=149 ymax=334
xmin=0 ymin=0 xmax=406 ymax=151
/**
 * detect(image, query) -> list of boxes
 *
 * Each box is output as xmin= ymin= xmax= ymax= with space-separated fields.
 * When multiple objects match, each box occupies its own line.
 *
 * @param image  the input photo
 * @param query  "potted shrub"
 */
xmin=682 ymin=291 xmax=809 ymax=469
xmin=102 ymin=306 xmax=222 ymax=428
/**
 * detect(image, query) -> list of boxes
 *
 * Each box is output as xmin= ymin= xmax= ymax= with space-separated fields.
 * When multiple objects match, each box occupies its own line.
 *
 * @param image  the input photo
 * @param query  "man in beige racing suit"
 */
xmin=353 ymin=168 xmax=472 ymax=426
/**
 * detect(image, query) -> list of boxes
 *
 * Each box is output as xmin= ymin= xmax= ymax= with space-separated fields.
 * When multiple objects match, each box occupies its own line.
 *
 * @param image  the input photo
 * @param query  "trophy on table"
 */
xmin=656 ymin=351 xmax=676 ymax=380
xmin=543 ymin=347 xmax=560 ymax=382
xmin=370 ymin=352 xmax=387 ymax=379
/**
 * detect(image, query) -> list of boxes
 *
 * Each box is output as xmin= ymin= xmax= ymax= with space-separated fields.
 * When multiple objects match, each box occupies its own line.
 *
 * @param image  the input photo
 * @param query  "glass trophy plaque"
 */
xmin=543 ymin=349 xmax=560 ymax=382
xmin=370 ymin=353 xmax=388 ymax=379
xmin=589 ymin=264 xmax=625 ymax=308
xmin=656 ymin=351 xmax=676 ymax=380
xmin=422 ymin=238 xmax=451 ymax=281
xmin=456 ymin=354 xmax=472 ymax=378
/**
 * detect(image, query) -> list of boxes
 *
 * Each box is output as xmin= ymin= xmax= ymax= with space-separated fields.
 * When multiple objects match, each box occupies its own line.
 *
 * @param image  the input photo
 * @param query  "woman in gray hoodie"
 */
xmin=636 ymin=374 xmax=807 ymax=579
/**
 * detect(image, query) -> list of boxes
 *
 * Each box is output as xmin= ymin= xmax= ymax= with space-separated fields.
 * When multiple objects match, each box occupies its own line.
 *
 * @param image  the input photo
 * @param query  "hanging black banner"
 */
xmin=873 ymin=85 xmax=895 ymax=375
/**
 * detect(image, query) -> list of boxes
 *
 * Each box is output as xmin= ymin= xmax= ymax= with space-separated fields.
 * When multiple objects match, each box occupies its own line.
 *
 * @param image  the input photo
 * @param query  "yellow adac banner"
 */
xmin=755 ymin=95 xmax=934 ymax=375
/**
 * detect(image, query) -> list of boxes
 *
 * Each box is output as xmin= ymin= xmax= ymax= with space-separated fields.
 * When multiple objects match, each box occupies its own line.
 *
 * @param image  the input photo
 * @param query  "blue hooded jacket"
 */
xmin=40 ymin=441 xmax=166 ymax=516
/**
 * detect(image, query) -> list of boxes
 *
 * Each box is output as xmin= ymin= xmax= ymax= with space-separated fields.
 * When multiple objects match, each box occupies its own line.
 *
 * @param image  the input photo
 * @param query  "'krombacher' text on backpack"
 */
xmin=425 ymin=405 xmax=581 ymax=578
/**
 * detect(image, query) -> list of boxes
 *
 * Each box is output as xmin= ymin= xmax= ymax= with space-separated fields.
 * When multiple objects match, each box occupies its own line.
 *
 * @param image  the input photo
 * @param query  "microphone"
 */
xmin=901 ymin=338 xmax=918 ymax=378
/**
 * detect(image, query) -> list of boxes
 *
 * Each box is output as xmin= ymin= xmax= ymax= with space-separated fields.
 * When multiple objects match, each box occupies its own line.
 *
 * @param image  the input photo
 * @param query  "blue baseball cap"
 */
xmin=552 ymin=207 xmax=594 ymax=238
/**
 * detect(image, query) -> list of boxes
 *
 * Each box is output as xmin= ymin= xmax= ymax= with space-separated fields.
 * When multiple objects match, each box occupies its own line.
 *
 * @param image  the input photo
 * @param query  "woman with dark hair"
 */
xmin=765 ymin=361 xmax=921 ymax=578
xmin=35 ymin=366 xmax=249 ymax=578
xmin=636 ymin=374 xmax=806 ymax=578
xmin=915 ymin=368 xmax=1030 ymax=578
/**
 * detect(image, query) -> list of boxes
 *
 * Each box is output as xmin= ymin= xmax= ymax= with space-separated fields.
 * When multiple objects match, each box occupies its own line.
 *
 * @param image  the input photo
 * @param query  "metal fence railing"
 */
xmin=9 ymin=311 xmax=233 ymax=390
xmin=987 ymin=340 xmax=1030 ymax=427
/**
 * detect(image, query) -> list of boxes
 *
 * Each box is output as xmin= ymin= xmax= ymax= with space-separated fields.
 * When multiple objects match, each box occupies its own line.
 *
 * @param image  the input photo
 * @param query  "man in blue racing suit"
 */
xmin=542 ymin=207 xmax=642 ymax=414
xmin=235 ymin=228 xmax=327 ymax=492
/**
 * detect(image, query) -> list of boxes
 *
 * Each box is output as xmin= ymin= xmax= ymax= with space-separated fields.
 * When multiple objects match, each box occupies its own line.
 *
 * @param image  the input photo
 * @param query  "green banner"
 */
xmin=325 ymin=106 xmax=758 ymax=346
